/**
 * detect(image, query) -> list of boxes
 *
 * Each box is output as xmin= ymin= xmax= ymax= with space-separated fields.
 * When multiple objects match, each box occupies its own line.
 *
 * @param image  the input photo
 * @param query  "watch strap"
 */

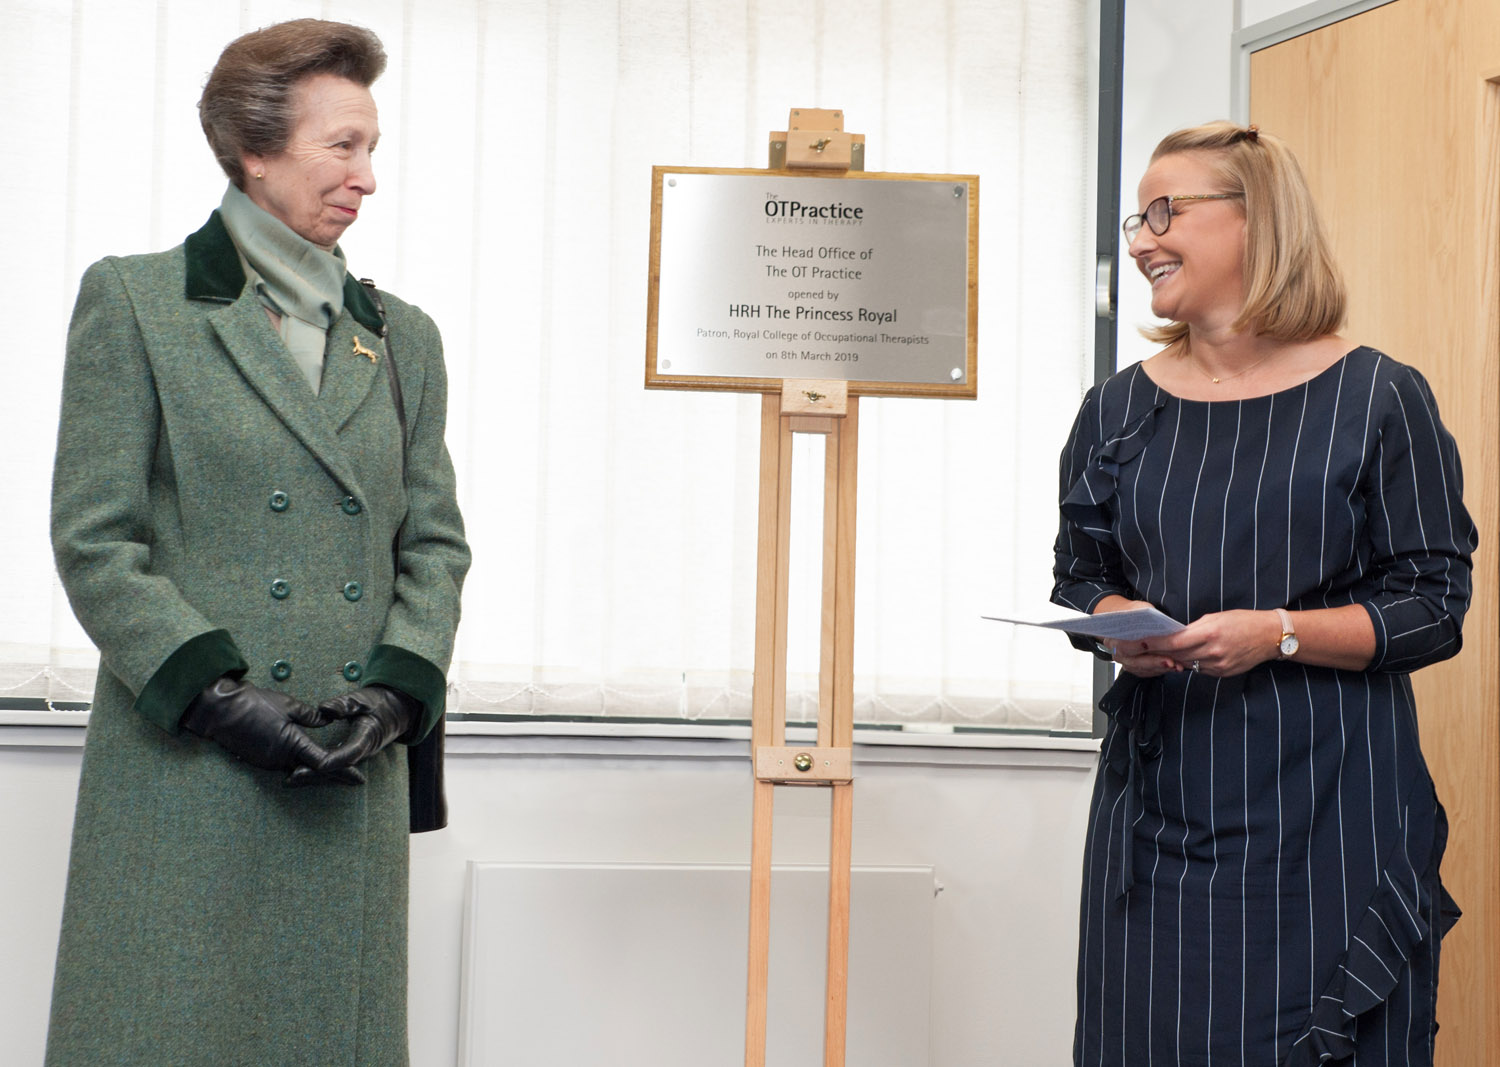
xmin=1275 ymin=607 xmax=1296 ymax=659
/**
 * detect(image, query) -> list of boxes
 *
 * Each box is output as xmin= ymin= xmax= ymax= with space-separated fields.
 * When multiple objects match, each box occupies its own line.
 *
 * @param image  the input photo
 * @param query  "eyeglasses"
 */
xmin=1122 ymin=193 xmax=1243 ymax=242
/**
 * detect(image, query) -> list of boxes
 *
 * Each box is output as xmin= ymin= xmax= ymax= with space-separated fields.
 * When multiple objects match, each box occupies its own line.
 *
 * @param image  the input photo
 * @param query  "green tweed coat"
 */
xmin=45 ymin=211 xmax=470 ymax=1067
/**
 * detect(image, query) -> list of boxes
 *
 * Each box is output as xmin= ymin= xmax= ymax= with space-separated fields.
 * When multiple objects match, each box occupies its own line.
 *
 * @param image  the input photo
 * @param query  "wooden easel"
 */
xmin=745 ymin=109 xmax=864 ymax=1067
xmin=644 ymin=107 xmax=974 ymax=1061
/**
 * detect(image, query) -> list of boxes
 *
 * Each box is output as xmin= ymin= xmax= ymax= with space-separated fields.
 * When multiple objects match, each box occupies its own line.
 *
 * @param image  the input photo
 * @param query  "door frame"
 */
xmin=1230 ymin=0 xmax=1399 ymax=119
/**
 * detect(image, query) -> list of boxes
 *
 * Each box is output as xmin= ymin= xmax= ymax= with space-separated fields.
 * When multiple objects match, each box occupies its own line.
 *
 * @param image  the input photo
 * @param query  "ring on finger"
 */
xmin=1190 ymin=660 xmax=1201 ymax=672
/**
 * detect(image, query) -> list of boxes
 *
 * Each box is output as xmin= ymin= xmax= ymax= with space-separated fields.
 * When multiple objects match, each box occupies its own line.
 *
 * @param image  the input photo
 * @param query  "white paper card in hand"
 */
xmin=982 ymin=606 xmax=1184 ymax=641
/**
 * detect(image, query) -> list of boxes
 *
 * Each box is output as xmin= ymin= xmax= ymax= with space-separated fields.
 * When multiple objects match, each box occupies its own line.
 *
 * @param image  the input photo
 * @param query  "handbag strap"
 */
xmin=359 ymin=278 xmax=408 ymax=465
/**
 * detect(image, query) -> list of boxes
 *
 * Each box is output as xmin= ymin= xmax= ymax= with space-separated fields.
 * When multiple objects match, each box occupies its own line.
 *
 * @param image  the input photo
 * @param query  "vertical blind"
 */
xmin=1 ymin=0 xmax=1096 ymax=731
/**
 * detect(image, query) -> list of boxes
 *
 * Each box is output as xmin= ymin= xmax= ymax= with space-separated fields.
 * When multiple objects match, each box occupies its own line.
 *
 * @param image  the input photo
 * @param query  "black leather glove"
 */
xmin=180 ymin=675 xmax=356 ymax=781
xmin=295 ymin=684 xmax=421 ymax=779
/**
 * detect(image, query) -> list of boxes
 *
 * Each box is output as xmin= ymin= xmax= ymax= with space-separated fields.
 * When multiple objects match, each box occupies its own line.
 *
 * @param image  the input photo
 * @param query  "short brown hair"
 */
xmin=1141 ymin=121 xmax=1346 ymax=346
xmin=199 ymin=19 xmax=386 ymax=188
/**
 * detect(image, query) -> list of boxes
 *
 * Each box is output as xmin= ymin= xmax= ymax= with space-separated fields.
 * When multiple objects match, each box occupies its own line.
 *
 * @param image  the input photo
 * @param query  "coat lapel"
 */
xmin=186 ymin=211 xmax=376 ymax=496
xmin=207 ymin=296 xmax=365 ymax=493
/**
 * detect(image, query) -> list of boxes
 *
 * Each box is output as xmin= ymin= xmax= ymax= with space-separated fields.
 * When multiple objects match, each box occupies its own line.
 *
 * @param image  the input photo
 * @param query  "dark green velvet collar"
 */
xmin=183 ymin=210 xmax=384 ymax=334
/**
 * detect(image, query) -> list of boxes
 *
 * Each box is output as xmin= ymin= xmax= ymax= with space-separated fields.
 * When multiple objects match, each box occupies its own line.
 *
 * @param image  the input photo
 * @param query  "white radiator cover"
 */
xmin=458 ymin=862 xmax=935 ymax=1066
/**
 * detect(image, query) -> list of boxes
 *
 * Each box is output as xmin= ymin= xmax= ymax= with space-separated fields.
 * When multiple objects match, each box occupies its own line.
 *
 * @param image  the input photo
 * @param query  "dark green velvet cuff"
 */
xmin=132 ymin=629 xmax=249 ymax=734
xmin=362 ymin=643 xmax=447 ymax=742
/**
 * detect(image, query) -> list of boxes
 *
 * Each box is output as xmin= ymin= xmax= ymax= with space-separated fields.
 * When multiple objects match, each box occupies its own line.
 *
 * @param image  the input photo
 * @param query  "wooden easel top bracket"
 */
xmin=769 ymin=108 xmax=865 ymax=171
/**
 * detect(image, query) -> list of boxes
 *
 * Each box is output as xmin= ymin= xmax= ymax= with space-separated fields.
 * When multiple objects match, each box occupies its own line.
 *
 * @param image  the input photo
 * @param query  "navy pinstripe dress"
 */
xmin=1052 ymin=348 xmax=1475 ymax=1066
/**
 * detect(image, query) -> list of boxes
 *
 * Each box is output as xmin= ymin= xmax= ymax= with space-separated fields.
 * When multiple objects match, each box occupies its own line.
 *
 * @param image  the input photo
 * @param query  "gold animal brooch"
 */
xmin=352 ymin=336 xmax=379 ymax=362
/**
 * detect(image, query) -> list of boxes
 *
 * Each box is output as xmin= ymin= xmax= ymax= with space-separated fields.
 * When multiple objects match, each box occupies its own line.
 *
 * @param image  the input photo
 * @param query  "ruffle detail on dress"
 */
xmin=1059 ymin=398 xmax=1167 ymax=544
xmin=1283 ymin=796 xmax=1454 ymax=1066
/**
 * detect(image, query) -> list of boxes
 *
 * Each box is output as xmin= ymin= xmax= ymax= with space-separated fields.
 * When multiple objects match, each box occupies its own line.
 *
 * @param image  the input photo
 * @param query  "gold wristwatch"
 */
xmin=1275 ymin=608 xmax=1299 ymax=659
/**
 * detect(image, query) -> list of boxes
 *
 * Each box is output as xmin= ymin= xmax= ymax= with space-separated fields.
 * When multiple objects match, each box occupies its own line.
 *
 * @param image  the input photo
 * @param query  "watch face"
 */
xmin=1280 ymin=634 xmax=1300 ymax=657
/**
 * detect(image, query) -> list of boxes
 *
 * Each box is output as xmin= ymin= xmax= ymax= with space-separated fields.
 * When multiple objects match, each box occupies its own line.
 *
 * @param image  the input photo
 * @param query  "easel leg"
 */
xmin=746 ymin=393 xmax=790 ymax=1067
xmin=822 ymin=400 xmax=857 ymax=1066
xmin=745 ymin=779 xmax=775 ymax=1066
xmin=824 ymin=781 xmax=854 ymax=1065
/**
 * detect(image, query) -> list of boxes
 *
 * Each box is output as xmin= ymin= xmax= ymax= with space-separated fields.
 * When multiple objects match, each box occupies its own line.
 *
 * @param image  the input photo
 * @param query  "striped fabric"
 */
xmin=1052 ymin=348 xmax=1476 ymax=1066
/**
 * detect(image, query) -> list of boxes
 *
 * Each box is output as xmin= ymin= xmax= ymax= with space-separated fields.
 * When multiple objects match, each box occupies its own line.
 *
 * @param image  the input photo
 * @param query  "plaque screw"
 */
xmin=793 ymin=752 xmax=814 ymax=772
xmin=804 ymin=390 xmax=824 ymax=402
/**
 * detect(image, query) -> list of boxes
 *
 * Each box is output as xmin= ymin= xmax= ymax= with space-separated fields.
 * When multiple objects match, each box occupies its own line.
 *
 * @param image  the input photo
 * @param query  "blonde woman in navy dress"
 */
xmin=1053 ymin=121 xmax=1475 ymax=1066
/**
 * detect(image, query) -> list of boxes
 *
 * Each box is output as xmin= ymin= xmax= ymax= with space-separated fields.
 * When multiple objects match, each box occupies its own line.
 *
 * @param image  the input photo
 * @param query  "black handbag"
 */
xmin=361 ymin=278 xmax=448 ymax=834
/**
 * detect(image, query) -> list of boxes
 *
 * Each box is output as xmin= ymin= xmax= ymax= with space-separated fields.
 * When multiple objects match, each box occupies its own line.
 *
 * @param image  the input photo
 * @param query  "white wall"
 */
xmin=0 ymin=739 xmax=77 ymax=1060
xmin=1 ymin=727 xmax=1097 ymax=1065
xmin=1242 ymin=0 xmax=1330 ymax=25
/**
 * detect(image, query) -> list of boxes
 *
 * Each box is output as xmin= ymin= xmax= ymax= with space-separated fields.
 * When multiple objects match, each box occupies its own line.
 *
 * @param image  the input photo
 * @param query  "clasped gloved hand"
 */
xmin=285 ymin=684 xmax=421 ymax=787
xmin=180 ymin=675 xmax=363 ymax=784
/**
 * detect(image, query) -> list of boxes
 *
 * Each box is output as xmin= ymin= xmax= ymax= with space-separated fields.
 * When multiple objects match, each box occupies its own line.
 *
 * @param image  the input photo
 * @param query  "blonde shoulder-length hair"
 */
xmin=1141 ymin=121 xmax=1346 ymax=346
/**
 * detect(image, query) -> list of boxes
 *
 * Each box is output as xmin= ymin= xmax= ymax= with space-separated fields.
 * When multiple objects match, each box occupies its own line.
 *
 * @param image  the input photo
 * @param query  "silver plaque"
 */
xmin=650 ymin=170 xmax=974 ymax=394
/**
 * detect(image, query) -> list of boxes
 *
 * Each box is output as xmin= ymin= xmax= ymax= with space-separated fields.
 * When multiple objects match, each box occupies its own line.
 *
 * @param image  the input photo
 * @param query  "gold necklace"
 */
xmin=1188 ymin=348 xmax=1277 ymax=384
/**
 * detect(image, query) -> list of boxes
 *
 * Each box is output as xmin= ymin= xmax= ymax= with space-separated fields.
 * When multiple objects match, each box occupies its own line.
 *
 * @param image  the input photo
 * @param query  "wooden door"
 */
xmin=1251 ymin=2 xmax=1500 ymax=1061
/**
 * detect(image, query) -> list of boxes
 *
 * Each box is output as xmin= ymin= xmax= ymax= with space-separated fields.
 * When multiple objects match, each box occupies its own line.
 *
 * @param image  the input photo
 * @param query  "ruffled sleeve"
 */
xmin=1050 ymin=380 xmax=1167 ymax=637
xmin=1059 ymin=396 xmax=1167 ymax=543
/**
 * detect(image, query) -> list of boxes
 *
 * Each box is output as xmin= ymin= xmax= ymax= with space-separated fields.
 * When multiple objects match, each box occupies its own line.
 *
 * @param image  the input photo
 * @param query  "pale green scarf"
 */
xmin=219 ymin=183 xmax=347 ymax=394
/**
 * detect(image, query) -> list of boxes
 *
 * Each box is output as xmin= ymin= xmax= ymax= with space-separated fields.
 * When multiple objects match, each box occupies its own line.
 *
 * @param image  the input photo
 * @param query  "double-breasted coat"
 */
xmin=45 ymin=211 xmax=470 ymax=1066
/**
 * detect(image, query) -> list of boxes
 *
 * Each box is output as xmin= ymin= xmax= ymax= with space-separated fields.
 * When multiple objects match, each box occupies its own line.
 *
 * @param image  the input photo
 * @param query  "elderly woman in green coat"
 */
xmin=45 ymin=19 xmax=469 ymax=1065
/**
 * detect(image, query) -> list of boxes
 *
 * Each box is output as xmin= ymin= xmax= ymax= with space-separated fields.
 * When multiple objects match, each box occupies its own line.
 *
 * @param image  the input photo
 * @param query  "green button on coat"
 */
xmin=270 ymin=579 xmax=290 ymax=600
xmin=342 ymin=661 xmax=363 ymax=682
xmin=343 ymin=581 xmax=363 ymax=602
xmin=269 ymin=491 xmax=290 ymax=512
xmin=340 ymin=496 xmax=361 ymax=515
xmin=271 ymin=659 xmax=292 ymax=681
